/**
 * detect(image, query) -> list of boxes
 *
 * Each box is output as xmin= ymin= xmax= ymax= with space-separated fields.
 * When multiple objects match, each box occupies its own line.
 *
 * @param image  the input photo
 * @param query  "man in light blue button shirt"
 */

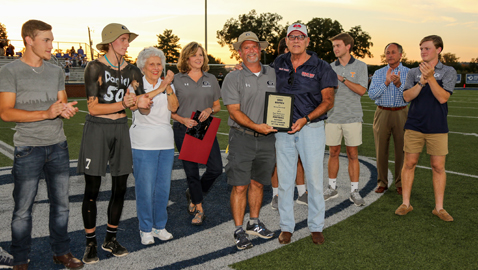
xmin=368 ymin=43 xmax=409 ymax=194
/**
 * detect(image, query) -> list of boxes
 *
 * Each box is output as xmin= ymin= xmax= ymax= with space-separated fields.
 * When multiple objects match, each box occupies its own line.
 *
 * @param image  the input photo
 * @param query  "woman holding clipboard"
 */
xmin=172 ymin=42 xmax=222 ymax=226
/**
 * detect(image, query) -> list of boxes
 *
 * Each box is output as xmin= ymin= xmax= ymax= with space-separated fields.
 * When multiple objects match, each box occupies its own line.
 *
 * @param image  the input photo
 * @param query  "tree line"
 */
xmin=2 ymin=14 xmax=477 ymax=74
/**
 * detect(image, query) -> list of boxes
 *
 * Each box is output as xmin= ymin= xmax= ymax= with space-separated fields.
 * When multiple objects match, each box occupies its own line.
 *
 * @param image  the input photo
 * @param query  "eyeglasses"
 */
xmin=288 ymin=69 xmax=295 ymax=85
xmin=288 ymin=35 xmax=306 ymax=41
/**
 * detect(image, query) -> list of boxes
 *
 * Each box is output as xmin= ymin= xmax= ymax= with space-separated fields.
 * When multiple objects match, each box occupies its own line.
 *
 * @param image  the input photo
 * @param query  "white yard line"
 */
xmin=0 ymin=140 xmax=13 ymax=160
xmin=363 ymin=109 xmax=478 ymax=119
xmin=368 ymin=156 xmax=478 ymax=179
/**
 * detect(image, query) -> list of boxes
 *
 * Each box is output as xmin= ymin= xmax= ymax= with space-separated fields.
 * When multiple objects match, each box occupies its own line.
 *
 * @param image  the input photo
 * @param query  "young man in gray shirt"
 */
xmin=0 ymin=20 xmax=82 ymax=270
xmin=325 ymin=33 xmax=368 ymax=207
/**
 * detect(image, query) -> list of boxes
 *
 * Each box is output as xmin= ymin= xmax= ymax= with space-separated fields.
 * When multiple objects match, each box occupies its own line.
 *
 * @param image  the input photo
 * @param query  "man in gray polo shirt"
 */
xmin=222 ymin=31 xmax=277 ymax=250
xmin=325 ymin=33 xmax=368 ymax=206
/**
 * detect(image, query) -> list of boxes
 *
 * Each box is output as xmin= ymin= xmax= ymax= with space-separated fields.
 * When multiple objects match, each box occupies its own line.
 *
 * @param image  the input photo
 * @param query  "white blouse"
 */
xmin=130 ymin=76 xmax=175 ymax=150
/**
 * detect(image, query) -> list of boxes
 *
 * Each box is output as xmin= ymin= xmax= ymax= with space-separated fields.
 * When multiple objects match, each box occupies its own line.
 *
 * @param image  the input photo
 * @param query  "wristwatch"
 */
xmin=342 ymin=77 xmax=347 ymax=83
xmin=305 ymin=115 xmax=311 ymax=124
xmin=417 ymin=82 xmax=425 ymax=87
xmin=211 ymin=108 xmax=215 ymax=113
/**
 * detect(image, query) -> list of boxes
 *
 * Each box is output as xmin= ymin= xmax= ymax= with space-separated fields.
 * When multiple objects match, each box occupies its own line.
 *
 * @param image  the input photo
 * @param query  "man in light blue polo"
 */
xmin=369 ymin=43 xmax=409 ymax=195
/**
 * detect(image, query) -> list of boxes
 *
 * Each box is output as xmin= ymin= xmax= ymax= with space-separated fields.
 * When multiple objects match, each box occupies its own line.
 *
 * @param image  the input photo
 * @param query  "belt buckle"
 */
xmin=254 ymin=132 xmax=260 ymax=137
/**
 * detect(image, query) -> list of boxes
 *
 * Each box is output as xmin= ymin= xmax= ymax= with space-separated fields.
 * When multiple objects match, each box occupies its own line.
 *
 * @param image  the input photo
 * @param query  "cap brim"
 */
xmin=233 ymin=40 xmax=269 ymax=51
xmin=96 ymin=32 xmax=138 ymax=50
xmin=288 ymin=30 xmax=307 ymax=37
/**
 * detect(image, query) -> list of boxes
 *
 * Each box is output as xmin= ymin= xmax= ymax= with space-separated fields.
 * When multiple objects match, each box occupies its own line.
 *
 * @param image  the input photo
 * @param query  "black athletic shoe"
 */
xmin=234 ymin=229 xmax=253 ymax=250
xmin=101 ymin=237 xmax=129 ymax=257
xmin=82 ymin=242 xmax=99 ymax=264
xmin=245 ymin=221 xmax=274 ymax=239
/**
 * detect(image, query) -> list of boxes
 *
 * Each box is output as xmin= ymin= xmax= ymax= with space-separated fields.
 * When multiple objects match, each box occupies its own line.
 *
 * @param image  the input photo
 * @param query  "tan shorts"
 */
xmin=325 ymin=122 xmax=362 ymax=147
xmin=403 ymin=129 xmax=448 ymax=156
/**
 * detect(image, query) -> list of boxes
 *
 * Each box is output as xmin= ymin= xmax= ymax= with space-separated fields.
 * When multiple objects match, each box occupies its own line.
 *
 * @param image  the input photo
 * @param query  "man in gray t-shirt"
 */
xmin=222 ymin=31 xmax=277 ymax=250
xmin=324 ymin=33 xmax=368 ymax=207
xmin=0 ymin=20 xmax=82 ymax=269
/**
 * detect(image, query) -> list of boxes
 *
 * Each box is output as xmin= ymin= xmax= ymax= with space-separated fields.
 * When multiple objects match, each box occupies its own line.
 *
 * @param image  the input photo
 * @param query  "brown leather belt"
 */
xmin=378 ymin=105 xmax=407 ymax=111
xmin=232 ymin=127 xmax=266 ymax=137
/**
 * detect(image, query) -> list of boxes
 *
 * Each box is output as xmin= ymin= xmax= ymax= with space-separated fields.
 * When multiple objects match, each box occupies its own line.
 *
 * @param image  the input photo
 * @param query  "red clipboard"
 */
xmin=178 ymin=113 xmax=221 ymax=165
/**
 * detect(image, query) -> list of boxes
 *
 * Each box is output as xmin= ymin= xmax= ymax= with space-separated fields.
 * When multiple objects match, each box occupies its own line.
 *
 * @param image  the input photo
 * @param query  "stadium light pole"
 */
xmin=205 ymin=0 xmax=208 ymax=53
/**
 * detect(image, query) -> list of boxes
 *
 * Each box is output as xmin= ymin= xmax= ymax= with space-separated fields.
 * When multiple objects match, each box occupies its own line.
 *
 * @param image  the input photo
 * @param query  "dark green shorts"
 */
xmin=77 ymin=115 xmax=132 ymax=176
xmin=225 ymin=128 xmax=275 ymax=186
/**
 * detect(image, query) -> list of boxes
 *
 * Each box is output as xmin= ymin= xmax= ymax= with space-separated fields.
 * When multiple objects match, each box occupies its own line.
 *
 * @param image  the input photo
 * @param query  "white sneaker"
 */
xmin=152 ymin=228 xmax=173 ymax=241
xmin=140 ymin=231 xmax=155 ymax=245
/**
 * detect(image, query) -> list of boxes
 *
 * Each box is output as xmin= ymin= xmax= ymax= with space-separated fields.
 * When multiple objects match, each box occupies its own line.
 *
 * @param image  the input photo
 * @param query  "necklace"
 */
xmin=105 ymin=54 xmax=124 ymax=68
xmin=31 ymin=63 xmax=45 ymax=74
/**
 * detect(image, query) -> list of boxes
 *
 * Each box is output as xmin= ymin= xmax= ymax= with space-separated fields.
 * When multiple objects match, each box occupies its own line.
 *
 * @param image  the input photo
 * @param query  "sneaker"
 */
xmin=102 ymin=237 xmax=129 ymax=257
xmin=350 ymin=189 xmax=365 ymax=206
xmin=296 ymin=191 xmax=308 ymax=205
xmin=152 ymin=228 xmax=173 ymax=241
xmin=140 ymin=231 xmax=155 ymax=245
xmin=0 ymin=247 xmax=13 ymax=268
xmin=82 ymin=242 xmax=99 ymax=264
xmin=245 ymin=221 xmax=274 ymax=239
xmin=324 ymin=186 xmax=338 ymax=201
xmin=271 ymin=195 xmax=278 ymax=210
xmin=234 ymin=229 xmax=253 ymax=250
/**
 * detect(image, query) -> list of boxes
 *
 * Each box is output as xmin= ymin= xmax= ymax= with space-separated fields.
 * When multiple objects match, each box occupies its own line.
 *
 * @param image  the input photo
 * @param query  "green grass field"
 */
xmin=0 ymin=91 xmax=477 ymax=269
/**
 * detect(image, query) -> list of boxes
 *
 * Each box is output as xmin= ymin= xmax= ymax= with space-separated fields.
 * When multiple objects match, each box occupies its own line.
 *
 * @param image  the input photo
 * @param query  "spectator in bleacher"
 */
xmin=63 ymin=59 xmax=71 ymax=81
xmin=81 ymin=57 xmax=88 ymax=68
xmin=78 ymin=46 xmax=84 ymax=56
xmin=69 ymin=46 xmax=76 ymax=57
xmin=6 ymin=44 xmax=15 ymax=58
xmin=72 ymin=54 xmax=78 ymax=67
xmin=0 ymin=42 xmax=5 ymax=56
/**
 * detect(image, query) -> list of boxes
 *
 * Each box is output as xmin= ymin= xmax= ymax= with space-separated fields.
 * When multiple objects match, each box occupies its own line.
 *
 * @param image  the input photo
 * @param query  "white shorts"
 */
xmin=325 ymin=122 xmax=362 ymax=146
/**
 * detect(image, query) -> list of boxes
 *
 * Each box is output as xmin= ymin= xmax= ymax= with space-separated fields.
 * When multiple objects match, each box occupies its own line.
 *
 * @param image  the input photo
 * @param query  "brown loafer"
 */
xmin=278 ymin=231 xmax=292 ymax=244
xmin=395 ymin=204 xmax=413 ymax=215
xmin=13 ymin=264 xmax=28 ymax=270
xmin=311 ymin=232 xmax=324 ymax=245
xmin=375 ymin=186 xmax=388 ymax=193
xmin=432 ymin=208 xmax=453 ymax=222
xmin=396 ymin=187 xmax=402 ymax=195
xmin=53 ymin=252 xmax=84 ymax=270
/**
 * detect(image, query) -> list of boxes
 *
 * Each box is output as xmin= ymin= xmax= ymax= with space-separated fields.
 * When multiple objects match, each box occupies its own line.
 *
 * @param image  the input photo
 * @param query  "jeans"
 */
xmin=11 ymin=141 xmax=71 ymax=265
xmin=173 ymin=122 xmax=223 ymax=204
xmin=132 ymin=148 xmax=174 ymax=232
xmin=275 ymin=121 xmax=326 ymax=233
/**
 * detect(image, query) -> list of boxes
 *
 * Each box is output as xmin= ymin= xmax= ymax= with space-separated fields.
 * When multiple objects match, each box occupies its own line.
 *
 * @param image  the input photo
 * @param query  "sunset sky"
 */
xmin=2 ymin=0 xmax=477 ymax=65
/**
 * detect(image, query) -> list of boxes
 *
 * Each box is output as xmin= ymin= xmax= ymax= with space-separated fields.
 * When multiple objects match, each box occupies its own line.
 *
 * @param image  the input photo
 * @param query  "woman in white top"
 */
xmin=130 ymin=47 xmax=179 ymax=245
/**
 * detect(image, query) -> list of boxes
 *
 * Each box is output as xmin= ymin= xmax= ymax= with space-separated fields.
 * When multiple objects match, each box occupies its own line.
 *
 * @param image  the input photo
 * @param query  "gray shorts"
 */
xmin=77 ymin=115 xmax=133 ymax=176
xmin=225 ymin=128 xmax=275 ymax=186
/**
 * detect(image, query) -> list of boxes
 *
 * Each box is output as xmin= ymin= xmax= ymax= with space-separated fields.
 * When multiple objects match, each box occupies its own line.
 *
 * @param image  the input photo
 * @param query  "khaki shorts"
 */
xmin=403 ymin=129 xmax=448 ymax=156
xmin=325 ymin=122 xmax=362 ymax=146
